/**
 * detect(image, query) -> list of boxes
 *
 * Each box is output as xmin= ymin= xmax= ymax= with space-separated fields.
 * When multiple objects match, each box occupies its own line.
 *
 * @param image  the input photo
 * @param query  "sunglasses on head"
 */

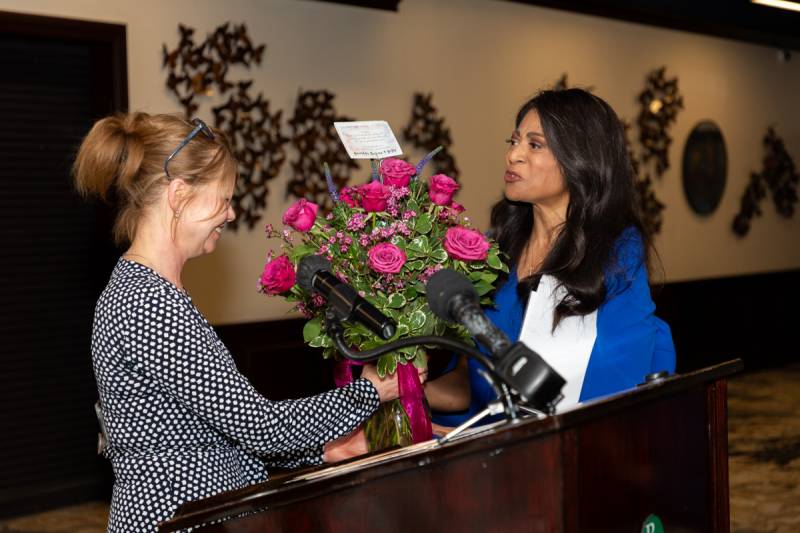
xmin=164 ymin=118 xmax=215 ymax=179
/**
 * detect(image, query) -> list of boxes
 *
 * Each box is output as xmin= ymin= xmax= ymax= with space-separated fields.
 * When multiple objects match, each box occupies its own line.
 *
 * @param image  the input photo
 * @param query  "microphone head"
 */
xmin=296 ymin=255 xmax=332 ymax=291
xmin=426 ymin=269 xmax=478 ymax=322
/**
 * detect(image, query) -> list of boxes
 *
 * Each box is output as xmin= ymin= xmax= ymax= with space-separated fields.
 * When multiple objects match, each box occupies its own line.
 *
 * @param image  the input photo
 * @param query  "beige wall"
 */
xmin=2 ymin=0 xmax=799 ymax=324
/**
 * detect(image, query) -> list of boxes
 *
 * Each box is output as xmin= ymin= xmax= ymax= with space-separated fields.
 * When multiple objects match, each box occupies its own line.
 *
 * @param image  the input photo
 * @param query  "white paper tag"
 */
xmin=333 ymin=120 xmax=403 ymax=159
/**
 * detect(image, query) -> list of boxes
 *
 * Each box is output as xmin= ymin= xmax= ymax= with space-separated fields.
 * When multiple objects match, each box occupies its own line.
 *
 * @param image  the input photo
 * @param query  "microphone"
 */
xmin=297 ymin=256 xmax=397 ymax=341
xmin=426 ymin=269 xmax=565 ymax=409
xmin=426 ymin=269 xmax=511 ymax=356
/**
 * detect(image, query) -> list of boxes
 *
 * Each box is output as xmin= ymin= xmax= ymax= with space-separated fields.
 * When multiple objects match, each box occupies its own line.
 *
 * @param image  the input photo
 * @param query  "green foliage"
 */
xmin=261 ymin=162 xmax=508 ymax=375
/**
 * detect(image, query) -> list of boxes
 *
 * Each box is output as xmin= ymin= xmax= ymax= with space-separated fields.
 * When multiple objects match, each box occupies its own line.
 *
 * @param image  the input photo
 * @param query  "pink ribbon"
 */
xmin=333 ymin=359 xmax=431 ymax=443
xmin=333 ymin=358 xmax=362 ymax=388
xmin=397 ymin=362 xmax=433 ymax=443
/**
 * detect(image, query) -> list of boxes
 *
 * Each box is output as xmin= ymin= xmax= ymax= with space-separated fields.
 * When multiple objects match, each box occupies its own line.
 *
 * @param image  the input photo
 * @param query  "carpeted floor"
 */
xmin=727 ymin=363 xmax=800 ymax=533
xmin=1 ymin=363 xmax=798 ymax=533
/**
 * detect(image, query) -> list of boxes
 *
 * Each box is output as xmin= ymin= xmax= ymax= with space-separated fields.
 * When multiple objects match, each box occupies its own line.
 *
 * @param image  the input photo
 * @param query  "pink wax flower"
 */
xmin=368 ymin=242 xmax=407 ymax=274
xmin=360 ymin=181 xmax=390 ymax=212
xmin=380 ymin=158 xmax=416 ymax=187
xmin=443 ymin=226 xmax=490 ymax=261
xmin=339 ymin=186 xmax=358 ymax=208
xmin=428 ymin=174 xmax=460 ymax=205
xmin=259 ymin=255 xmax=296 ymax=295
xmin=346 ymin=213 xmax=367 ymax=231
xmin=282 ymin=198 xmax=318 ymax=232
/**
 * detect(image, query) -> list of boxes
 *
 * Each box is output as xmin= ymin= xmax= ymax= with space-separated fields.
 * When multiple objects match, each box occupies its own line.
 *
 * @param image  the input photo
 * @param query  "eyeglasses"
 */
xmin=163 ymin=118 xmax=215 ymax=179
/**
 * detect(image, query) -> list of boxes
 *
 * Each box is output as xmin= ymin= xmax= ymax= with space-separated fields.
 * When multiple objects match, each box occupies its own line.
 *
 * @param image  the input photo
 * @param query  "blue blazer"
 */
xmin=433 ymin=228 xmax=676 ymax=426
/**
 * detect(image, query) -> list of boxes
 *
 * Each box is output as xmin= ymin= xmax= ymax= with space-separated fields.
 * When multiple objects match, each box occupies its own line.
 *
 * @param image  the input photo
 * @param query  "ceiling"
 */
xmin=308 ymin=0 xmax=799 ymax=51
xmin=508 ymin=0 xmax=800 ymax=51
xmin=308 ymin=0 xmax=400 ymax=11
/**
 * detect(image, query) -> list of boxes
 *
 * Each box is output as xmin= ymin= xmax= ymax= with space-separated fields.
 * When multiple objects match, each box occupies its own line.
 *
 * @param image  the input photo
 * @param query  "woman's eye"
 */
xmin=529 ymin=142 xmax=543 ymax=150
xmin=504 ymin=138 xmax=518 ymax=146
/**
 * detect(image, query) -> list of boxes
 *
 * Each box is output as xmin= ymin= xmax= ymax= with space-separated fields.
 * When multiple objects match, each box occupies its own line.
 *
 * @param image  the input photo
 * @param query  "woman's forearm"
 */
xmin=424 ymin=356 xmax=471 ymax=411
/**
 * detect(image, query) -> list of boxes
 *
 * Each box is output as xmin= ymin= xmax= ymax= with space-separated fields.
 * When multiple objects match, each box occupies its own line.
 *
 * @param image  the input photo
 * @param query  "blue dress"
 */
xmin=433 ymin=228 xmax=676 ymax=426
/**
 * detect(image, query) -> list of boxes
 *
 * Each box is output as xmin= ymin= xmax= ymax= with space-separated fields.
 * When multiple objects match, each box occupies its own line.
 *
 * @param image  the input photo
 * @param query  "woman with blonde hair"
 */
xmin=74 ymin=112 xmax=401 ymax=532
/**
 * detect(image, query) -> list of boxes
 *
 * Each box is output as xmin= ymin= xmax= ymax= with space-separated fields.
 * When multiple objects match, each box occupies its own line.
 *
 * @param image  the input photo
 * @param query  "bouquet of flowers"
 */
xmin=259 ymin=148 xmax=507 ymax=450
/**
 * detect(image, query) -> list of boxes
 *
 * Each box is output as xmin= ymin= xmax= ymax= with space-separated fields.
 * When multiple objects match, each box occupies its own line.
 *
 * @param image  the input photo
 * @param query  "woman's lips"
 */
xmin=504 ymin=171 xmax=522 ymax=183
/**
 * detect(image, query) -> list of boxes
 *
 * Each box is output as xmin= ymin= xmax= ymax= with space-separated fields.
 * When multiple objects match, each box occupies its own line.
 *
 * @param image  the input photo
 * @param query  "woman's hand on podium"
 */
xmin=361 ymin=364 xmax=428 ymax=403
xmin=431 ymin=423 xmax=455 ymax=438
xmin=322 ymin=427 xmax=368 ymax=463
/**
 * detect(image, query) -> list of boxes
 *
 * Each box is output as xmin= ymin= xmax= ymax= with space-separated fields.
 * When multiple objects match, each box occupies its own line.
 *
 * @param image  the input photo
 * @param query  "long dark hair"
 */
xmin=490 ymin=88 xmax=651 ymax=328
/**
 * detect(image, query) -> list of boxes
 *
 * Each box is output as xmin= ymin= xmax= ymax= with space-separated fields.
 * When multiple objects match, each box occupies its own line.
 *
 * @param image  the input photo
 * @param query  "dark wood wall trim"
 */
xmin=216 ymin=319 xmax=336 ymax=401
xmin=219 ymin=269 xmax=800 ymax=402
xmin=653 ymin=268 xmax=800 ymax=373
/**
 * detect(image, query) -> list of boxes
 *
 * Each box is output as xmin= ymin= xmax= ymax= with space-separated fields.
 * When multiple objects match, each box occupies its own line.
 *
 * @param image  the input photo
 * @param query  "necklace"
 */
xmin=521 ymin=243 xmax=541 ymax=278
xmin=123 ymin=252 xmax=155 ymax=269
xmin=122 ymin=252 xmax=186 ymax=293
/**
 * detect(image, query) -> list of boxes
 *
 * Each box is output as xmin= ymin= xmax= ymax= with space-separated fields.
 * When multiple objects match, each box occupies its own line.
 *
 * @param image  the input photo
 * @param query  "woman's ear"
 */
xmin=167 ymin=178 xmax=188 ymax=217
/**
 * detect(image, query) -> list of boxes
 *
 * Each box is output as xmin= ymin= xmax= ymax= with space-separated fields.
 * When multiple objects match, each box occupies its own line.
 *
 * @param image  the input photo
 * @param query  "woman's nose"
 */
xmin=507 ymin=144 xmax=524 ymax=164
xmin=227 ymin=204 xmax=236 ymax=222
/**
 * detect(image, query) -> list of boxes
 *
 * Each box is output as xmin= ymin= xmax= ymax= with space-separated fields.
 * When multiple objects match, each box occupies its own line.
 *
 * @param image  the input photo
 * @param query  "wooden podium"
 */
xmin=159 ymin=360 xmax=740 ymax=533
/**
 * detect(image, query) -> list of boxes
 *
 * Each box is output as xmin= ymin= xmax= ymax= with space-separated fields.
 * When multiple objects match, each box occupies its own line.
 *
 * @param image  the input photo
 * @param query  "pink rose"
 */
xmin=443 ymin=226 xmax=490 ymax=261
xmin=428 ymin=174 xmax=460 ymax=205
xmin=360 ymin=181 xmax=390 ymax=212
xmin=259 ymin=255 xmax=296 ymax=295
xmin=282 ymin=199 xmax=318 ymax=232
xmin=367 ymin=242 xmax=407 ymax=274
xmin=450 ymin=201 xmax=465 ymax=214
xmin=339 ymin=186 xmax=358 ymax=208
xmin=380 ymin=158 xmax=416 ymax=187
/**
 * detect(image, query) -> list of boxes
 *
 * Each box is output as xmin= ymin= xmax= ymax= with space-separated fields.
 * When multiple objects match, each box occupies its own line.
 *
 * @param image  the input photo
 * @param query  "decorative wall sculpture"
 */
xmin=631 ymin=67 xmax=684 ymax=235
xmin=164 ymin=23 xmax=287 ymax=229
xmin=551 ymin=73 xmax=593 ymax=93
xmin=732 ymin=127 xmax=798 ymax=236
xmin=403 ymin=93 xmax=459 ymax=180
xmin=637 ymin=67 xmax=684 ymax=176
xmin=164 ymin=25 xmax=465 ymax=223
xmin=682 ymin=121 xmax=727 ymax=216
xmin=287 ymin=90 xmax=359 ymax=211
xmin=553 ymin=73 xmax=569 ymax=91
xmin=163 ymin=23 xmax=265 ymax=118
xmin=212 ymin=83 xmax=289 ymax=229
xmin=551 ymin=72 xmax=670 ymax=236
xmin=623 ymin=120 xmax=665 ymax=235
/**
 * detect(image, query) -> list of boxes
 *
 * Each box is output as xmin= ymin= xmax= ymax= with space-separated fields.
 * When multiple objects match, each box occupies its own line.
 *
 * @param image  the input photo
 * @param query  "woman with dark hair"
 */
xmin=426 ymin=88 xmax=675 ymax=425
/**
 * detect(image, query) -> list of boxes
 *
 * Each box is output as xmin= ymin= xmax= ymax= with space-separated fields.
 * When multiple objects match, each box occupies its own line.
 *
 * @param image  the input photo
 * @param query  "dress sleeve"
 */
xmin=581 ymin=230 xmax=676 ymax=401
xmin=120 ymin=283 xmax=379 ymax=459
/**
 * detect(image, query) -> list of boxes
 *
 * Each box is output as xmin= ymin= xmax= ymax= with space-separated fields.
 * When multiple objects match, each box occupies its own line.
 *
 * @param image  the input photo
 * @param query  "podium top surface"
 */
xmin=160 ymin=359 xmax=741 ymax=532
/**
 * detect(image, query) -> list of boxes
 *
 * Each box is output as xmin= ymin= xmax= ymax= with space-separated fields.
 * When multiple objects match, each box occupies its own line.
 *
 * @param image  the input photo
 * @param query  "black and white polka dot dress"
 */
xmin=92 ymin=259 xmax=379 ymax=532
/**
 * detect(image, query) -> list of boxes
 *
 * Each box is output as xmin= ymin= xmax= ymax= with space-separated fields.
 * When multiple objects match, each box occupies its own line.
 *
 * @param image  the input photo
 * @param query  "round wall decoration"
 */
xmin=682 ymin=121 xmax=727 ymax=215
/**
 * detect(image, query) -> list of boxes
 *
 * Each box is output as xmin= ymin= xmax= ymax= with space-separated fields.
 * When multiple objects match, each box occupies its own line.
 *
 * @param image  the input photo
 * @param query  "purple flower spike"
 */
xmin=370 ymin=159 xmax=381 ymax=182
xmin=324 ymin=162 xmax=339 ymax=202
xmin=414 ymin=145 xmax=443 ymax=179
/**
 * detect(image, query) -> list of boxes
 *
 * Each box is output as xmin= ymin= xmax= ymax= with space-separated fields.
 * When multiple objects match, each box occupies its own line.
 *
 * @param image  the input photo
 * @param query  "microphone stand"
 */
xmin=325 ymin=309 xmax=522 ymax=424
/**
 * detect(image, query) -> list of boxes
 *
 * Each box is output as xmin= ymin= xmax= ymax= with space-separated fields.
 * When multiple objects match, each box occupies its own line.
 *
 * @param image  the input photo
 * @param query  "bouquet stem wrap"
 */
xmin=333 ymin=358 xmax=432 ymax=444
xmin=397 ymin=362 xmax=432 ymax=442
